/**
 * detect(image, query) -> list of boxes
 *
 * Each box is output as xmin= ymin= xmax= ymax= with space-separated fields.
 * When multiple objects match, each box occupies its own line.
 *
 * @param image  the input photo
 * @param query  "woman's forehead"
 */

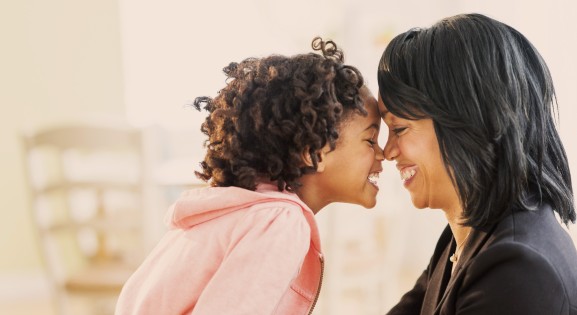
xmin=377 ymin=93 xmax=389 ymax=115
xmin=377 ymin=93 xmax=394 ymax=125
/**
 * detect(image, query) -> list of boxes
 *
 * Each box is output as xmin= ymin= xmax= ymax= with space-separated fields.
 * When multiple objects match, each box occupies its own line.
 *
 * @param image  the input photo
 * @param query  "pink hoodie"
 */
xmin=115 ymin=183 xmax=323 ymax=315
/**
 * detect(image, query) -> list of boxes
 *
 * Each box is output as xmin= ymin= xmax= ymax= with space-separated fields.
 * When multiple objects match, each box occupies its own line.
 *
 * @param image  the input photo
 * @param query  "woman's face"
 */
xmin=378 ymin=94 xmax=460 ymax=212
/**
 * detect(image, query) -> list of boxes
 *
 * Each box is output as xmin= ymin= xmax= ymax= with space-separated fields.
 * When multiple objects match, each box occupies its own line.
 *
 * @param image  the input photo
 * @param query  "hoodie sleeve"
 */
xmin=191 ymin=204 xmax=311 ymax=315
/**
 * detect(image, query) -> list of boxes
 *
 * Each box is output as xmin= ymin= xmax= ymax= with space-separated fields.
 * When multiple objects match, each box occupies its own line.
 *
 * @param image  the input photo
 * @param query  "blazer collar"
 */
xmin=421 ymin=238 xmax=453 ymax=315
xmin=432 ymin=225 xmax=495 ymax=314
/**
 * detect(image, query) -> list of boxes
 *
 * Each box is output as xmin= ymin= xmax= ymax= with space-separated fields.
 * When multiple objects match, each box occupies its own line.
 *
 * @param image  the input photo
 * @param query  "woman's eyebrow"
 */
xmin=382 ymin=113 xmax=395 ymax=125
xmin=378 ymin=104 xmax=389 ymax=118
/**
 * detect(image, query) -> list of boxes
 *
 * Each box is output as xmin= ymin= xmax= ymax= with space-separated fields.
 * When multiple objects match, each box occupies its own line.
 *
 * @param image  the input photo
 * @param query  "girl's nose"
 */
xmin=375 ymin=145 xmax=385 ymax=161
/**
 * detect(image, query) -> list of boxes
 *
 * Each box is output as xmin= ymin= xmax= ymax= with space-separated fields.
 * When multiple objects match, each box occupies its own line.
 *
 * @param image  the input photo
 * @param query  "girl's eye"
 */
xmin=366 ymin=139 xmax=376 ymax=146
xmin=392 ymin=127 xmax=408 ymax=136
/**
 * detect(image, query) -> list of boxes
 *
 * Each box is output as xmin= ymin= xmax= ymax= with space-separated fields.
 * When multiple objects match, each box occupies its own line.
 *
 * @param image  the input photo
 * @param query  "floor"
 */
xmin=0 ymin=295 xmax=117 ymax=315
xmin=0 ymin=297 xmax=55 ymax=315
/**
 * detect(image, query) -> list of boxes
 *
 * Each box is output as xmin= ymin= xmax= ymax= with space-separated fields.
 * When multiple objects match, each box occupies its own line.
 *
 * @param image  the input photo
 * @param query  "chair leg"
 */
xmin=53 ymin=286 xmax=70 ymax=315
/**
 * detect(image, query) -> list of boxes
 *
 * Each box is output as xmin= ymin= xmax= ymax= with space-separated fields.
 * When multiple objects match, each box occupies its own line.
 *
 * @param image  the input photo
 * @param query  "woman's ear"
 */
xmin=301 ymin=146 xmax=328 ymax=172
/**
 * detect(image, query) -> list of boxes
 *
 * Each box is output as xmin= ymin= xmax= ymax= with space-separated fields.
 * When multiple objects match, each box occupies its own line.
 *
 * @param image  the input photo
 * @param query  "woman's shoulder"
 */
xmin=462 ymin=239 xmax=577 ymax=312
xmin=463 ymin=205 xmax=577 ymax=310
xmin=488 ymin=203 xmax=577 ymax=264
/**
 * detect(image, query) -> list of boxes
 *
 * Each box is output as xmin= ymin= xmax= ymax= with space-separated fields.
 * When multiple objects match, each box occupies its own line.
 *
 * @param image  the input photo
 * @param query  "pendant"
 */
xmin=449 ymin=253 xmax=457 ymax=263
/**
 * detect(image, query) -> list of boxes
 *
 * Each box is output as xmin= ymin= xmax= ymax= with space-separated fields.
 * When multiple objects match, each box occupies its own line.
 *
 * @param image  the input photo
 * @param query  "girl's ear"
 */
xmin=301 ymin=146 xmax=328 ymax=172
xmin=316 ymin=150 xmax=327 ymax=172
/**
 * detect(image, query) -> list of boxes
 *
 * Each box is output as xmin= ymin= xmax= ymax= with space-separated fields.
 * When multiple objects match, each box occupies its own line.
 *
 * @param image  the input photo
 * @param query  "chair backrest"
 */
xmin=21 ymin=123 xmax=146 ymax=287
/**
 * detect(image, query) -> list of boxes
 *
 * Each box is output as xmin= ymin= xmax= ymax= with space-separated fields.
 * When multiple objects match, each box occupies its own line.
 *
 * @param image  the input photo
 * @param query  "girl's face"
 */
xmin=378 ymin=94 xmax=460 ymax=213
xmin=303 ymin=87 xmax=384 ymax=211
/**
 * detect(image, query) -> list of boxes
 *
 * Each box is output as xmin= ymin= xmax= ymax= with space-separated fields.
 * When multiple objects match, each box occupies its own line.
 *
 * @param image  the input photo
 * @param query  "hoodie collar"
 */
xmin=164 ymin=183 xmax=321 ymax=250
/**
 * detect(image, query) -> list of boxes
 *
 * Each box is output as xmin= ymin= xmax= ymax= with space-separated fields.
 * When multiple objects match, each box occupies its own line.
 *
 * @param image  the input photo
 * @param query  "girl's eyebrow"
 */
xmin=364 ymin=123 xmax=380 ymax=132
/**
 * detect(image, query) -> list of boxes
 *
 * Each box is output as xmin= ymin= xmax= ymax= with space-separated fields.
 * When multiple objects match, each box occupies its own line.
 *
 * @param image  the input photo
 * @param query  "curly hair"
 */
xmin=193 ymin=37 xmax=366 ymax=192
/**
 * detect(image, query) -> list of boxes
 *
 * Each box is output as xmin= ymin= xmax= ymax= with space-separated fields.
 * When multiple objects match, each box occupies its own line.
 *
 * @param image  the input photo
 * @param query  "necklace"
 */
xmin=449 ymin=230 xmax=471 ymax=263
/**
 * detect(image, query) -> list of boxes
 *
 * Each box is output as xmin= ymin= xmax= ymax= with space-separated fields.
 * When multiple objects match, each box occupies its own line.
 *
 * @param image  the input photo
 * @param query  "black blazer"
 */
xmin=387 ymin=204 xmax=577 ymax=315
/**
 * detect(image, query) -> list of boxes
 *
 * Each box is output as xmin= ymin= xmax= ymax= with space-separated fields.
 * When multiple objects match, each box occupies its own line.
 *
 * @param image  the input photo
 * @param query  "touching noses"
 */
xmin=383 ymin=137 xmax=399 ymax=161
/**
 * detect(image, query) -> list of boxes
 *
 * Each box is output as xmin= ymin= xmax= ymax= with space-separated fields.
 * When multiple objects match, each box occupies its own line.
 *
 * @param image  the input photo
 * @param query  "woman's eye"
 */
xmin=392 ymin=127 xmax=407 ymax=136
xmin=366 ymin=139 xmax=376 ymax=146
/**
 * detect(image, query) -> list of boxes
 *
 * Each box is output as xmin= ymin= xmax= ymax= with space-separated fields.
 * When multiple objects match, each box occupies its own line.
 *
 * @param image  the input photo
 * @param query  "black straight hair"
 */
xmin=378 ymin=13 xmax=575 ymax=228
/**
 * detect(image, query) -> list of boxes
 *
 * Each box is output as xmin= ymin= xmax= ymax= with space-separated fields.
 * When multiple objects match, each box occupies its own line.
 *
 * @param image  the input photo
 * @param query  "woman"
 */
xmin=378 ymin=13 xmax=577 ymax=314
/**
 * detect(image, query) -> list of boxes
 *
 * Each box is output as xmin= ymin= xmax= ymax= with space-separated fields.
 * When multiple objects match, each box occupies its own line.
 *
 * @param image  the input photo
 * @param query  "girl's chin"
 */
xmin=362 ymin=197 xmax=378 ymax=209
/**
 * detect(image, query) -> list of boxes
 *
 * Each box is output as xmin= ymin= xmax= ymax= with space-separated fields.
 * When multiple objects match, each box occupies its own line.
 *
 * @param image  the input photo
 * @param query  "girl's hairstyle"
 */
xmin=378 ymin=13 xmax=575 ymax=227
xmin=194 ymin=37 xmax=366 ymax=192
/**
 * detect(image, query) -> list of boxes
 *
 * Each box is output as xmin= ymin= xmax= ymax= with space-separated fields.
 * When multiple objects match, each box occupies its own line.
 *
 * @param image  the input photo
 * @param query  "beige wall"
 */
xmin=1 ymin=0 xmax=576 ymax=313
xmin=0 ymin=0 xmax=125 ymax=277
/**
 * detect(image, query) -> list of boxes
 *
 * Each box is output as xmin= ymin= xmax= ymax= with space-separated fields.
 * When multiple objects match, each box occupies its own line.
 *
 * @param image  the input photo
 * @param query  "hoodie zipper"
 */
xmin=307 ymin=254 xmax=324 ymax=315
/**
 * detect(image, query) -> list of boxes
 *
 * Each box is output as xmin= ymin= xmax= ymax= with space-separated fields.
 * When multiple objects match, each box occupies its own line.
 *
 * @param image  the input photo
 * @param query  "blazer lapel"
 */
xmin=433 ymin=227 xmax=493 ymax=314
xmin=421 ymin=241 xmax=453 ymax=315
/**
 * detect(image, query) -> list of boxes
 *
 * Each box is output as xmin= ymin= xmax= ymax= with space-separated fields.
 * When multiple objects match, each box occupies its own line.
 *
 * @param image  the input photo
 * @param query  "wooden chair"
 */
xmin=21 ymin=123 xmax=147 ymax=315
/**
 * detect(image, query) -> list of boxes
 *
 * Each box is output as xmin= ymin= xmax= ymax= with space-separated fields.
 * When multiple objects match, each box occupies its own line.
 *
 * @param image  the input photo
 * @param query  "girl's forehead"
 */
xmin=360 ymin=86 xmax=378 ymax=107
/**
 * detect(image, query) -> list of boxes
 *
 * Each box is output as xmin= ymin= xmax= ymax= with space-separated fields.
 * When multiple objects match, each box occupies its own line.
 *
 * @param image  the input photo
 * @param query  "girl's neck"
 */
xmin=295 ymin=188 xmax=323 ymax=215
xmin=294 ymin=176 xmax=326 ymax=214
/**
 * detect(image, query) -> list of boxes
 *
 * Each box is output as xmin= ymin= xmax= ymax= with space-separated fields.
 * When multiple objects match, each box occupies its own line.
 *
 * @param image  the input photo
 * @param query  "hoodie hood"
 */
xmin=166 ymin=183 xmax=317 ymax=234
xmin=165 ymin=183 xmax=320 ymax=251
xmin=116 ymin=183 xmax=324 ymax=315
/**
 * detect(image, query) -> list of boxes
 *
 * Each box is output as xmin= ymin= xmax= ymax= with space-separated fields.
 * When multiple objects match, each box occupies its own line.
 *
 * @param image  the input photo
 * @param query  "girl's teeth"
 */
xmin=368 ymin=173 xmax=379 ymax=185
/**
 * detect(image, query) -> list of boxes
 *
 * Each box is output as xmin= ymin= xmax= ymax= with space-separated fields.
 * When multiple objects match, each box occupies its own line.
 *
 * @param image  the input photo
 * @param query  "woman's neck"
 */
xmin=444 ymin=206 xmax=471 ymax=250
xmin=448 ymin=222 xmax=471 ymax=248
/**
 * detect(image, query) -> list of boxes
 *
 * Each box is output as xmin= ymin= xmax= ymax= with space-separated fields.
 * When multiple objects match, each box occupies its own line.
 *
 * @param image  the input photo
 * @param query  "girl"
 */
xmin=115 ymin=38 xmax=384 ymax=315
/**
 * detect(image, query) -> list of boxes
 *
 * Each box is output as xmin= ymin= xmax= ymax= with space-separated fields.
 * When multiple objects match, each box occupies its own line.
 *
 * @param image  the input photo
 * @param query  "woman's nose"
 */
xmin=383 ymin=139 xmax=398 ymax=161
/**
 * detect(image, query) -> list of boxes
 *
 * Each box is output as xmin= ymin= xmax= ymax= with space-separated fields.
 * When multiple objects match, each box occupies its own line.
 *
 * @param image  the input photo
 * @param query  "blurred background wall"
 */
xmin=1 ymin=0 xmax=576 ymax=314
xmin=1 ymin=0 xmax=126 ymax=306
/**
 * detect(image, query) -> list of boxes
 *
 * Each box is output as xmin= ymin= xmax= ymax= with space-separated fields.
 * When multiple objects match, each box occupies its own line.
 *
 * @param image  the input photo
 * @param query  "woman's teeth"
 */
xmin=401 ymin=169 xmax=416 ymax=181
